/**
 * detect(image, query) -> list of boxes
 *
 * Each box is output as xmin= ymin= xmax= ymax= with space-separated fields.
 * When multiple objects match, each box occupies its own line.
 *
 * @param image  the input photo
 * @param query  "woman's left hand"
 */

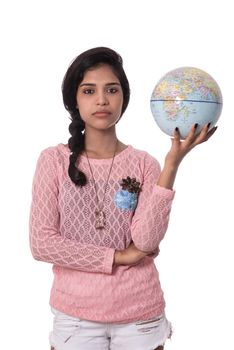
xmin=157 ymin=123 xmax=218 ymax=190
xmin=165 ymin=123 xmax=218 ymax=167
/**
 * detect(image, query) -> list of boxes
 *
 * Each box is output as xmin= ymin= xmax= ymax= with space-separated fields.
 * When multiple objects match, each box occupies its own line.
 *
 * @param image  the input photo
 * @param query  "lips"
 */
xmin=92 ymin=111 xmax=111 ymax=117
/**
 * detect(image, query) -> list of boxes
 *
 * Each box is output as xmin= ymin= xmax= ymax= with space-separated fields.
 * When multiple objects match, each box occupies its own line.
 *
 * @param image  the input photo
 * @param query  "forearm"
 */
xmin=157 ymin=160 xmax=179 ymax=190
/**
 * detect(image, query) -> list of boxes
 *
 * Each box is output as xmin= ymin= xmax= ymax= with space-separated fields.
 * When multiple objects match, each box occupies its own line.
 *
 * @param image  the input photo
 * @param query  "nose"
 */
xmin=96 ymin=91 xmax=109 ymax=105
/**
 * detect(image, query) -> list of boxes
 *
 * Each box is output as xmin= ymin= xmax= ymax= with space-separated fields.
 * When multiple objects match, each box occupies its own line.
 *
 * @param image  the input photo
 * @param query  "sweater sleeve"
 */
xmin=29 ymin=148 xmax=115 ymax=275
xmin=130 ymin=153 xmax=175 ymax=252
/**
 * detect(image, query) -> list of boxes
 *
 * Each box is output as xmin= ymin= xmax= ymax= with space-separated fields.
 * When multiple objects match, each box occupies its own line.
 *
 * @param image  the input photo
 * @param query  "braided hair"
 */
xmin=62 ymin=47 xmax=130 ymax=187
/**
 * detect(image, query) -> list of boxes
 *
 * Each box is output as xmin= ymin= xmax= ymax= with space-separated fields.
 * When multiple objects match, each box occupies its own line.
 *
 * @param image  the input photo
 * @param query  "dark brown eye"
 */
xmin=107 ymin=88 xmax=118 ymax=93
xmin=83 ymin=89 xmax=94 ymax=94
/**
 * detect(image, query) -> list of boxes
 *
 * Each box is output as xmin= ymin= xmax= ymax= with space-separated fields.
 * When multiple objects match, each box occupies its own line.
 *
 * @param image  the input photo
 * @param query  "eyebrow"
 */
xmin=79 ymin=82 xmax=121 ymax=87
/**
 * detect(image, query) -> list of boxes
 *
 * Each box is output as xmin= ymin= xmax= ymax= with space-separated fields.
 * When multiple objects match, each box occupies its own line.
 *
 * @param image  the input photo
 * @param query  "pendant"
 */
xmin=95 ymin=209 xmax=106 ymax=229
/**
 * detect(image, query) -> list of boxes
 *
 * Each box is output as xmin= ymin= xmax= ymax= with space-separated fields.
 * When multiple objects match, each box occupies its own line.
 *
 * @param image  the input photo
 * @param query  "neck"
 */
xmin=84 ymin=128 xmax=119 ymax=157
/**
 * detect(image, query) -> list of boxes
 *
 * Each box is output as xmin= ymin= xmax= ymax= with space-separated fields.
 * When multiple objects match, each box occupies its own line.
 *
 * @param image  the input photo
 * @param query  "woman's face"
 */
xmin=76 ymin=64 xmax=124 ymax=131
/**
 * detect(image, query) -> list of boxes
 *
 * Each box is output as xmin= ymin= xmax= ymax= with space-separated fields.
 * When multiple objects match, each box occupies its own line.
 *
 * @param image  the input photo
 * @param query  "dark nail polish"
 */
xmin=194 ymin=123 xmax=198 ymax=129
xmin=175 ymin=127 xmax=179 ymax=131
xmin=207 ymin=122 xmax=211 ymax=128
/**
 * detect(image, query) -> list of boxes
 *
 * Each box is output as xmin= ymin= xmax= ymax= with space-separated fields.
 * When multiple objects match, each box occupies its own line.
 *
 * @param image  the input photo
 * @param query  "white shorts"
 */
xmin=49 ymin=307 xmax=172 ymax=350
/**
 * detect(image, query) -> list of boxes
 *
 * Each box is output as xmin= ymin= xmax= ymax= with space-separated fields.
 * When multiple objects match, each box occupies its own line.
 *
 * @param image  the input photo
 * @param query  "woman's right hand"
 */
xmin=114 ymin=242 xmax=159 ymax=267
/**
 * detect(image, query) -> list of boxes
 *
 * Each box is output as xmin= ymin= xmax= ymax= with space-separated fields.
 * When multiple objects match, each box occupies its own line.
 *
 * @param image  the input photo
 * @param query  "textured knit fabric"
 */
xmin=29 ymin=144 xmax=175 ymax=324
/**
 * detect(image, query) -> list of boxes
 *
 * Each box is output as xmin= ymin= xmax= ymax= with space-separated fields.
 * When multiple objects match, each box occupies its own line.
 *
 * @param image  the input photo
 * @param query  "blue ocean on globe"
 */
xmin=150 ymin=67 xmax=223 ymax=139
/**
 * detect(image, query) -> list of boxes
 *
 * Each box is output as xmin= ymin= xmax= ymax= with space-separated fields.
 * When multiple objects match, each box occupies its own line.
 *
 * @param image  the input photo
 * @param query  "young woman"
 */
xmin=29 ymin=47 xmax=217 ymax=350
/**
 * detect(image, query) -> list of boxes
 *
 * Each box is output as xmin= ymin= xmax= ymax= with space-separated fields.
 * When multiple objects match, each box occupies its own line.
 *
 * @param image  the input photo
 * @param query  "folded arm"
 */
xmin=29 ymin=149 xmax=115 ymax=275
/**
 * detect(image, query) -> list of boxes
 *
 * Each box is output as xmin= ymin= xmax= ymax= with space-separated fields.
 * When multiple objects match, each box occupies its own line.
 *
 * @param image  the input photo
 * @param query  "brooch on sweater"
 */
xmin=114 ymin=176 xmax=141 ymax=210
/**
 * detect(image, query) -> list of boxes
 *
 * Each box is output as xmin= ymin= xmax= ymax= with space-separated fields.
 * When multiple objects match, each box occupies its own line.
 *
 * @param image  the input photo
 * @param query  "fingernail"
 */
xmin=207 ymin=122 xmax=211 ymax=128
xmin=194 ymin=123 xmax=198 ymax=129
xmin=175 ymin=127 xmax=179 ymax=131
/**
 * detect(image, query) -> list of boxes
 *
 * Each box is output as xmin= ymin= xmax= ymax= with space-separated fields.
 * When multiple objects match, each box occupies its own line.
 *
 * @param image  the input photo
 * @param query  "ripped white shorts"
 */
xmin=49 ymin=307 xmax=172 ymax=350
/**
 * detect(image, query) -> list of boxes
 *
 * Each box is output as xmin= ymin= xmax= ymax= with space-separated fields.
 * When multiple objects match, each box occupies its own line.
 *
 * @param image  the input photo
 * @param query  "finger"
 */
xmin=193 ymin=123 xmax=216 ymax=145
xmin=172 ymin=127 xmax=181 ymax=142
xmin=193 ymin=123 xmax=208 ymax=143
xmin=184 ymin=123 xmax=198 ymax=145
xmin=203 ymin=125 xmax=218 ymax=141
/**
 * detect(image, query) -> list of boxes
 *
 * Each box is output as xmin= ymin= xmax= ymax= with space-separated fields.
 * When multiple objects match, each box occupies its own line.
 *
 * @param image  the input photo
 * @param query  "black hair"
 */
xmin=62 ymin=47 xmax=130 ymax=186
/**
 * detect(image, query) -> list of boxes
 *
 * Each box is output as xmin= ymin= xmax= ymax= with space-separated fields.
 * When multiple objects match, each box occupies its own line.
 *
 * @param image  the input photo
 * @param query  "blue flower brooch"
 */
xmin=114 ymin=176 xmax=141 ymax=210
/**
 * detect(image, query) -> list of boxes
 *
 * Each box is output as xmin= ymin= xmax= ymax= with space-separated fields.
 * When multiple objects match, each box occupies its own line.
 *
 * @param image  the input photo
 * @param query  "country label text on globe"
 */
xmin=150 ymin=67 xmax=223 ymax=139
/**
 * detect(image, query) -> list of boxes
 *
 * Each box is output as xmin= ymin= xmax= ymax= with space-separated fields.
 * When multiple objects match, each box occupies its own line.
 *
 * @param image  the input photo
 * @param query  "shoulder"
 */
xmin=38 ymin=143 xmax=68 ymax=161
xmin=129 ymin=145 xmax=161 ymax=172
xmin=34 ymin=144 xmax=68 ymax=175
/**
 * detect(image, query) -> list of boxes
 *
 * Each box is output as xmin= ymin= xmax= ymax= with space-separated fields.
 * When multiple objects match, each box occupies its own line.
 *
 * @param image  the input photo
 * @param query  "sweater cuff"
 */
xmin=103 ymin=248 xmax=115 ymax=275
xmin=154 ymin=184 xmax=176 ymax=199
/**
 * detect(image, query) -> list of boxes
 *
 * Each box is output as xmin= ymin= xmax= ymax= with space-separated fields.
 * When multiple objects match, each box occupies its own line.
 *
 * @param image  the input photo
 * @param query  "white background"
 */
xmin=0 ymin=0 xmax=233 ymax=349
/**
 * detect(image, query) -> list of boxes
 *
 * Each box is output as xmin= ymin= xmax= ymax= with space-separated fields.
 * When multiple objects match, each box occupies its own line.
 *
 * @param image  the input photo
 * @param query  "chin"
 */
xmin=88 ymin=120 xmax=117 ymax=130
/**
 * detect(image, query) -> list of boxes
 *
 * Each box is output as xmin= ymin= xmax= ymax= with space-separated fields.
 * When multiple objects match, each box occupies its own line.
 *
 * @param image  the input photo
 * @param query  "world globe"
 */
xmin=150 ymin=67 xmax=223 ymax=139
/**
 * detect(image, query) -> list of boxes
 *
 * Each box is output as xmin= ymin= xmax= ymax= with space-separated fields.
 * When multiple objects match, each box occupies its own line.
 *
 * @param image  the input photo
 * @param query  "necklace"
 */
xmin=85 ymin=139 xmax=119 ymax=229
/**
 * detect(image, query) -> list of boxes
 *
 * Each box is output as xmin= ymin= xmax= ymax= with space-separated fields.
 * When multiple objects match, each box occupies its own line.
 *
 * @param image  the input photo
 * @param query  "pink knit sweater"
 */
xmin=29 ymin=144 xmax=175 ymax=323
